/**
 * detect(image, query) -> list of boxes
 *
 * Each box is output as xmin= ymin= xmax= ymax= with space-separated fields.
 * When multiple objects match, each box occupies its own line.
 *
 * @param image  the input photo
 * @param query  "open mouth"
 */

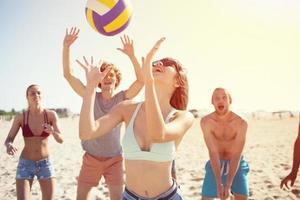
xmin=153 ymin=66 xmax=163 ymax=73
xmin=103 ymin=81 xmax=113 ymax=85
xmin=218 ymin=105 xmax=224 ymax=110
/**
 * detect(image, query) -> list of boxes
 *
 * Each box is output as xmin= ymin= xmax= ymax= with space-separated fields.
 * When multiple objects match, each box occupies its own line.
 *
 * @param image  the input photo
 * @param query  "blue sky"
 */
xmin=1 ymin=0 xmax=300 ymax=113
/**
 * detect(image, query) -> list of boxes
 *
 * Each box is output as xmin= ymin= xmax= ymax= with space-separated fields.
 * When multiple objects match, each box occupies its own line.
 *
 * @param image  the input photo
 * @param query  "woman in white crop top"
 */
xmin=79 ymin=37 xmax=194 ymax=199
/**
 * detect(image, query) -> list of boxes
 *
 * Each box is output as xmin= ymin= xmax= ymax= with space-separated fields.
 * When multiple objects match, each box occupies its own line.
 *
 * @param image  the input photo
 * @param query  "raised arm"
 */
xmin=281 ymin=115 xmax=300 ymax=189
xmin=79 ymin=60 xmax=124 ymax=140
xmin=142 ymin=38 xmax=193 ymax=143
xmin=117 ymin=35 xmax=143 ymax=99
xmin=4 ymin=113 xmax=22 ymax=156
xmin=63 ymin=27 xmax=86 ymax=97
xmin=200 ymin=117 xmax=223 ymax=198
xmin=43 ymin=110 xmax=64 ymax=144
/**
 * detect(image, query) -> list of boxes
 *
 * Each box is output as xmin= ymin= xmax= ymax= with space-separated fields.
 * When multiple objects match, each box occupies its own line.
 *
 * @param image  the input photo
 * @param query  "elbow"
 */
xmin=79 ymin=131 xmax=91 ymax=141
xmin=79 ymin=127 xmax=93 ymax=141
xmin=150 ymin=129 xmax=166 ymax=142
xmin=151 ymin=136 xmax=165 ymax=143
xmin=63 ymin=73 xmax=72 ymax=80
xmin=137 ymin=79 xmax=144 ymax=86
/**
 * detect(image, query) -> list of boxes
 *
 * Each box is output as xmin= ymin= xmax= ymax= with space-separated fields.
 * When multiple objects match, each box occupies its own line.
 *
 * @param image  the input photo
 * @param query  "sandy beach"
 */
xmin=0 ymin=116 xmax=299 ymax=200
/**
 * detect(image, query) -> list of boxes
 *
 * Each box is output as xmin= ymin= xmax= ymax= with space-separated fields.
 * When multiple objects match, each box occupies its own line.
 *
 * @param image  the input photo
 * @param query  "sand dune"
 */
xmin=0 ymin=117 xmax=299 ymax=199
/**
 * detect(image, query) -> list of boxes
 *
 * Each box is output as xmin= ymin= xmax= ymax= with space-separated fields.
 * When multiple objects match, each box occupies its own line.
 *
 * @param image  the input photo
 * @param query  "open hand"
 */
xmin=63 ymin=27 xmax=80 ymax=48
xmin=141 ymin=37 xmax=165 ymax=82
xmin=117 ymin=35 xmax=135 ymax=57
xmin=76 ymin=56 xmax=111 ymax=87
xmin=6 ymin=143 xmax=18 ymax=156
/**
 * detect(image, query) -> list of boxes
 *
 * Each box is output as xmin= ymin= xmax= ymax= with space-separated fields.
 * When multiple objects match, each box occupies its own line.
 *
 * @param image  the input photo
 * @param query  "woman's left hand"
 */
xmin=43 ymin=123 xmax=55 ymax=135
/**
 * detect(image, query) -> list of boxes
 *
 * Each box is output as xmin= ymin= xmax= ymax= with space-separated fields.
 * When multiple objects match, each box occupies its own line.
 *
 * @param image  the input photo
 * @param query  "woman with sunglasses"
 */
xmin=79 ymin=38 xmax=194 ymax=199
xmin=4 ymin=84 xmax=63 ymax=200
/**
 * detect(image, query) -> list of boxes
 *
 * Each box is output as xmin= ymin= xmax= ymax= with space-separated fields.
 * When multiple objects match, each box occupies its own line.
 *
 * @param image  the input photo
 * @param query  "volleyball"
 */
xmin=85 ymin=0 xmax=132 ymax=36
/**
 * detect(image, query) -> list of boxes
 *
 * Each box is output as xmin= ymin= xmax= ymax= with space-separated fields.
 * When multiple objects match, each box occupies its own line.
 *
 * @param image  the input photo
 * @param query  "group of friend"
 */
xmin=4 ymin=27 xmax=300 ymax=200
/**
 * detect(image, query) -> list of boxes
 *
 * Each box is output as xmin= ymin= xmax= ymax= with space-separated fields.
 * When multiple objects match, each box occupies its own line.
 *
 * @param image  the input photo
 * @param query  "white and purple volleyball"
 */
xmin=85 ymin=0 xmax=132 ymax=36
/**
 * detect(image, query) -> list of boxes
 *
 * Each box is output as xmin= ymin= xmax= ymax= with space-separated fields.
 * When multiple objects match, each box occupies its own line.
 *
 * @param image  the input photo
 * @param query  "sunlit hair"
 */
xmin=26 ymin=84 xmax=40 ymax=97
xmin=211 ymin=87 xmax=232 ymax=104
xmin=158 ymin=57 xmax=189 ymax=110
xmin=98 ymin=61 xmax=122 ymax=89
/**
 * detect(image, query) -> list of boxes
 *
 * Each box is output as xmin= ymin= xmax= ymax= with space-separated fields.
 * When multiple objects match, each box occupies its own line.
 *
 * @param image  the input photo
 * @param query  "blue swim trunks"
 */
xmin=201 ymin=157 xmax=249 ymax=198
xmin=16 ymin=157 xmax=55 ymax=180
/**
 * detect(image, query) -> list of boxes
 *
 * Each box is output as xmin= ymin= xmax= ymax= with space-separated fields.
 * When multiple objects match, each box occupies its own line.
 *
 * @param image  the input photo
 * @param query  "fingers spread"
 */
xmin=83 ymin=56 xmax=89 ymax=65
xmin=76 ymin=59 xmax=88 ymax=71
xmin=120 ymin=35 xmax=125 ymax=45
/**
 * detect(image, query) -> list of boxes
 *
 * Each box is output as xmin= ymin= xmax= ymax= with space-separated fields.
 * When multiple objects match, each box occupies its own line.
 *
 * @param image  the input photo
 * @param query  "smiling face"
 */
xmin=100 ymin=69 xmax=117 ymax=90
xmin=152 ymin=60 xmax=178 ymax=83
xmin=211 ymin=88 xmax=232 ymax=115
xmin=26 ymin=84 xmax=42 ymax=107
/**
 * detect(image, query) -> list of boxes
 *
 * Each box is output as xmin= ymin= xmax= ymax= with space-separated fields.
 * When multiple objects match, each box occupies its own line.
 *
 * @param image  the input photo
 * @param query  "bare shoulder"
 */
xmin=44 ymin=109 xmax=59 ymax=123
xmin=14 ymin=112 xmax=23 ymax=123
xmin=232 ymin=112 xmax=248 ymax=131
xmin=200 ymin=113 xmax=214 ymax=127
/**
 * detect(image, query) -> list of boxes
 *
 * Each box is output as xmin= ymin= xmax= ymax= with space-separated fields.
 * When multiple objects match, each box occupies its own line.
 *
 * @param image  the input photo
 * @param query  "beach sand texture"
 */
xmin=0 ymin=117 xmax=299 ymax=200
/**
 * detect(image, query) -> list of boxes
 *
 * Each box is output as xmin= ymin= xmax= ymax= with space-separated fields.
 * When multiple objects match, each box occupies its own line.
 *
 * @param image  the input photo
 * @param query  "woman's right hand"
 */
xmin=6 ymin=142 xmax=18 ymax=156
xmin=76 ymin=56 xmax=112 ymax=88
xmin=141 ymin=37 xmax=165 ymax=83
xmin=63 ymin=27 xmax=80 ymax=48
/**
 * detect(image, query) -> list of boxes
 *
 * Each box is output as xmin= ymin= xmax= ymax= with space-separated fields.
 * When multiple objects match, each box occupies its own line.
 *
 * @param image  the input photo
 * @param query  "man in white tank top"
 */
xmin=63 ymin=27 xmax=143 ymax=200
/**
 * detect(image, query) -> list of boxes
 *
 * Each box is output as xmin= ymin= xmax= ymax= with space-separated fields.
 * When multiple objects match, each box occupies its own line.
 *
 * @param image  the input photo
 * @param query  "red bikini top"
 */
xmin=22 ymin=110 xmax=50 ymax=138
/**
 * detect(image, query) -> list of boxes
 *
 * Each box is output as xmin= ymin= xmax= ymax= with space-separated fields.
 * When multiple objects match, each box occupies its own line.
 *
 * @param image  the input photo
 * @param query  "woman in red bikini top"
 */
xmin=4 ymin=84 xmax=64 ymax=199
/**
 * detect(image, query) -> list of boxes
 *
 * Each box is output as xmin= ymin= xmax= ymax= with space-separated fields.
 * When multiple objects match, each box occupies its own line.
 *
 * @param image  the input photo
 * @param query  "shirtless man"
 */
xmin=200 ymin=88 xmax=249 ymax=200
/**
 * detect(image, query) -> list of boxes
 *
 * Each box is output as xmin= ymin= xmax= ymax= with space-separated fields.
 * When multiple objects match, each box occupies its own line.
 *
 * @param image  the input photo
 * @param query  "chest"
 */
xmin=211 ymin=122 xmax=238 ymax=141
xmin=24 ymin=115 xmax=47 ymax=135
xmin=133 ymin=113 xmax=152 ymax=151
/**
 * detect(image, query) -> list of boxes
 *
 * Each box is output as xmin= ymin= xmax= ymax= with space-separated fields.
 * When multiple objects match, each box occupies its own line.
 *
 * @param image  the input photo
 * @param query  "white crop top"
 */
xmin=122 ymin=103 xmax=177 ymax=162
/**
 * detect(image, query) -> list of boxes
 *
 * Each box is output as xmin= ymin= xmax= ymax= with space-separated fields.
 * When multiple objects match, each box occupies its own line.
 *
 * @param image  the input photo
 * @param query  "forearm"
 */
xmin=79 ymin=86 xmax=97 ymax=140
xmin=209 ymin=153 xmax=222 ymax=185
xmin=291 ymin=137 xmax=300 ymax=175
xmin=52 ymin=131 xmax=64 ymax=144
xmin=144 ymin=80 xmax=165 ymax=141
xmin=226 ymin=154 xmax=241 ymax=186
xmin=63 ymin=46 xmax=73 ymax=78
xmin=129 ymin=55 xmax=143 ymax=83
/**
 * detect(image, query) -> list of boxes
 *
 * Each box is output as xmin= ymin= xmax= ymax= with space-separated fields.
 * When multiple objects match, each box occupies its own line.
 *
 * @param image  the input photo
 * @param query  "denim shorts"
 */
xmin=122 ymin=181 xmax=183 ymax=200
xmin=16 ymin=157 xmax=55 ymax=180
